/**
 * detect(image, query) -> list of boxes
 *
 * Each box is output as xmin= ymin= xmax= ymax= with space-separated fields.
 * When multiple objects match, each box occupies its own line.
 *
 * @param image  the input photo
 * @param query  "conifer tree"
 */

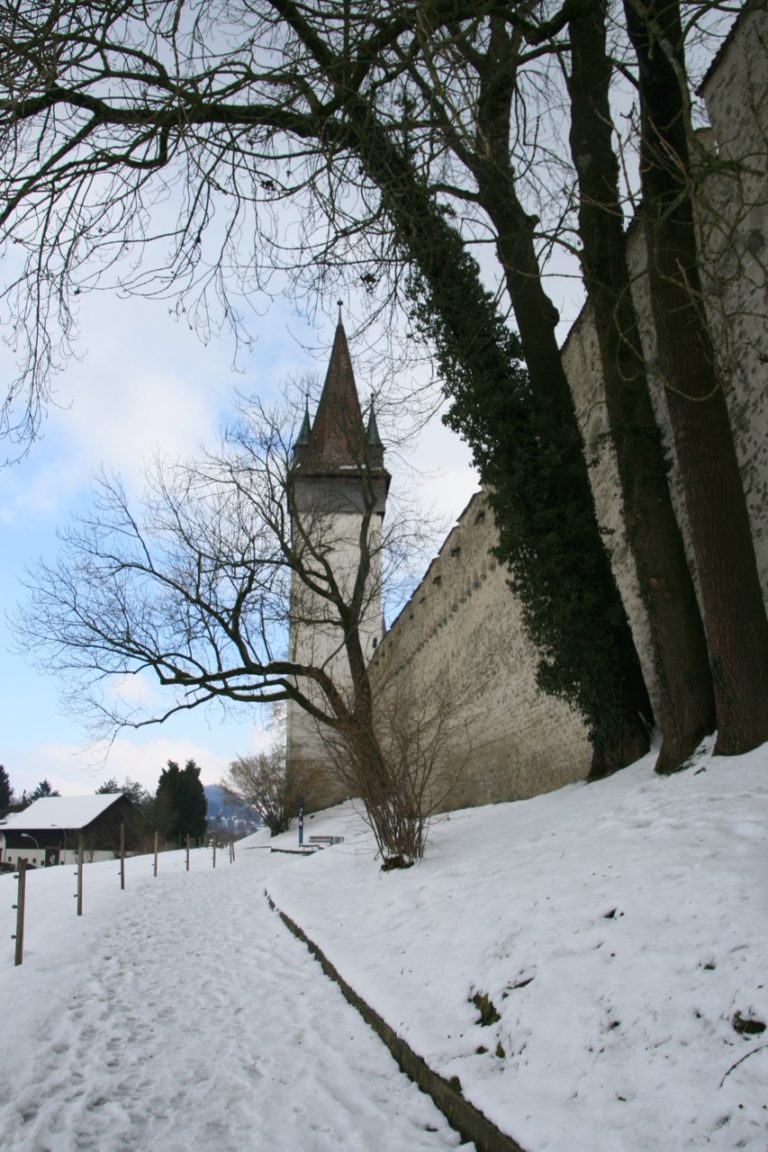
xmin=0 ymin=765 xmax=12 ymax=816
xmin=155 ymin=760 xmax=208 ymax=845
xmin=27 ymin=779 xmax=60 ymax=802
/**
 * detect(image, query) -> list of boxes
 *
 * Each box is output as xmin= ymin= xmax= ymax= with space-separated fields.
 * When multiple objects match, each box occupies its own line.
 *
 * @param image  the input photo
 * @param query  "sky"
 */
xmin=1 ymin=737 xmax=765 ymax=1151
xmin=0 ymin=283 xmax=480 ymax=800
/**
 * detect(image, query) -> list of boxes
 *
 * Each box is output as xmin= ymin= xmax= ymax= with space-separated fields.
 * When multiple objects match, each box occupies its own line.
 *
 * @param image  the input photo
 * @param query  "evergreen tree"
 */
xmin=96 ymin=777 xmax=152 ymax=805
xmin=0 ymin=765 xmax=12 ymax=816
xmin=96 ymin=778 xmax=120 ymax=794
xmin=155 ymin=760 xmax=207 ymax=845
xmin=27 ymin=779 xmax=60 ymax=802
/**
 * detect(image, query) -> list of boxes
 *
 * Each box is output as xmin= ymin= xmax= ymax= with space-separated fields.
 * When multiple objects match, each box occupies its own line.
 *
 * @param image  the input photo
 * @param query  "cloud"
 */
xmin=0 ymin=291 xmax=321 ymax=524
xmin=10 ymin=709 xmax=278 ymax=798
xmin=19 ymin=736 xmax=231 ymax=797
xmin=399 ymin=408 xmax=479 ymax=529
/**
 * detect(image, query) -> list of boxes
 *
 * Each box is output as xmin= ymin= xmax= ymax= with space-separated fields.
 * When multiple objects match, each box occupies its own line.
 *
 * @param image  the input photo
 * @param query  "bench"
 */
xmin=308 ymin=835 xmax=345 ymax=846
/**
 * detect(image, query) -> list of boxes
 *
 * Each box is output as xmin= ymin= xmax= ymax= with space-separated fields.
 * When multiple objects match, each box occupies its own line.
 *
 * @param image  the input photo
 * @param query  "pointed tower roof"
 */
xmin=289 ymin=320 xmax=390 ymax=513
xmin=365 ymin=401 xmax=384 ymax=470
xmin=366 ymin=404 xmax=382 ymax=447
xmin=295 ymin=398 xmax=312 ymax=448
xmin=301 ymin=322 xmax=368 ymax=472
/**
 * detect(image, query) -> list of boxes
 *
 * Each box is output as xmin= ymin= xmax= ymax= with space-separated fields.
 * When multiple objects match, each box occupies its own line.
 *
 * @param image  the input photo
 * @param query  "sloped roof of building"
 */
xmin=0 ymin=794 xmax=126 ymax=832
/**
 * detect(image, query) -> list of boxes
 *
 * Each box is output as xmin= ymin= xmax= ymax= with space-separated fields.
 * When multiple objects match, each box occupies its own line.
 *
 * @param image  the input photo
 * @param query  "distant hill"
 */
xmin=204 ymin=785 xmax=262 ymax=835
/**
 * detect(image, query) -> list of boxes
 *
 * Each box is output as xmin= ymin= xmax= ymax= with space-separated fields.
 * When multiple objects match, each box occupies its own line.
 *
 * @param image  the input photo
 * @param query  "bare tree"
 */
xmin=221 ymin=746 xmax=319 ymax=836
xmin=565 ymin=0 xmax=715 ymax=771
xmin=0 ymin=0 xmax=652 ymax=773
xmin=322 ymin=668 xmax=467 ymax=864
xmin=15 ymin=391 xmax=437 ymax=862
xmin=364 ymin=0 xmax=766 ymax=763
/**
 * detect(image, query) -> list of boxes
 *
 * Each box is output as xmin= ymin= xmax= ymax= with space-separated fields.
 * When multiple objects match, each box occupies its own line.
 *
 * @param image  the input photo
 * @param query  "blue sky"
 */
xmin=0 ymin=285 xmax=477 ymax=799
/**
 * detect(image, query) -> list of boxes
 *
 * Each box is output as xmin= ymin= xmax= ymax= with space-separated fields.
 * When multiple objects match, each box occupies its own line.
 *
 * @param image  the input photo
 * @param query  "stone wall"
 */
xmin=368 ymin=493 xmax=592 ymax=809
xmin=368 ymin=3 xmax=768 ymax=812
xmin=699 ymin=1 xmax=768 ymax=584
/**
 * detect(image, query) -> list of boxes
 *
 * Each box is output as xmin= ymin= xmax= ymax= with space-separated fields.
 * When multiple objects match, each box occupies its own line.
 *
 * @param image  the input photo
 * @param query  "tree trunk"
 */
xmin=468 ymin=22 xmax=652 ymax=771
xmin=624 ymin=0 xmax=768 ymax=755
xmin=567 ymin=0 xmax=715 ymax=772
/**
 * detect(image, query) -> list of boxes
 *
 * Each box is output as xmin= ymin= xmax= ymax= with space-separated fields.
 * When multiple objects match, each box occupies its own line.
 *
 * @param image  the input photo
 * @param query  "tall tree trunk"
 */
xmin=567 ymin=0 xmax=715 ymax=772
xmin=467 ymin=19 xmax=652 ymax=772
xmin=624 ymin=0 xmax=768 ymax=755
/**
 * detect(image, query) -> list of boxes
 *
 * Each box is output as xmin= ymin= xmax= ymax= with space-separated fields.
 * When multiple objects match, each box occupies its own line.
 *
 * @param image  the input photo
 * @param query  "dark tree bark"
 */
xmin=624 ymin=0 xmax=768 ymax=755
xmin=567 ymin=0 xmax=715 ymax=772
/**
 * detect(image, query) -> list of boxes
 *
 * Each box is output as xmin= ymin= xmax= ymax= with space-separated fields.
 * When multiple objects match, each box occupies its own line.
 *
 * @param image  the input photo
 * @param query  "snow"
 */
xmin=0 ymin=794 xmax=124 ymax=831
xmin=0 ymin=832 xmax=463 ymax=1152
xmin=1 ymin=740 xmax=766 ymax=1151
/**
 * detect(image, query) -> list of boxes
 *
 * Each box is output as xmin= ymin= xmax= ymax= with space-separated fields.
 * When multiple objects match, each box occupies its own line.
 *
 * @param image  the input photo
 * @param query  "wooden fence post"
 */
xmin=153 ymin=831 xmax=159 ymax=877
xmin=212 ymin=838 xmax=217 ymax=869
xmin=76 ymin=834 xmax=84 ymax=916
xmin=119 ymin=823 xmax=125 ymax=891
xmin=12 ymin=859 xmax=27 ymax=966
xmin=186 ymin=834 xmax=190 ymax=872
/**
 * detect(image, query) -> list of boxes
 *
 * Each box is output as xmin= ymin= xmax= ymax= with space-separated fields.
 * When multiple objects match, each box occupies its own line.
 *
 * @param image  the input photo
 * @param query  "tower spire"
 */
xmin=298 ymin=319 xmax=367 ymax=472
xmin=366 ymin=397 xmax=384 ymax=469
xmin=295 ymin=396 xmax=311 ymax=446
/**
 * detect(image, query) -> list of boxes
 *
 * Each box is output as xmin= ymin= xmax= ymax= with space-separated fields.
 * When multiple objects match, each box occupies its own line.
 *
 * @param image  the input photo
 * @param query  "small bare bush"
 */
xmin=323 ymin=673 xmax=465 ymax=865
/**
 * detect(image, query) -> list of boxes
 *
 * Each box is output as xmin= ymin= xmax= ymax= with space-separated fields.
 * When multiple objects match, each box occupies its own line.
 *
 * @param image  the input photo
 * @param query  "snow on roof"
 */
xmin=0 ymin=794 xmax=126 ymax=832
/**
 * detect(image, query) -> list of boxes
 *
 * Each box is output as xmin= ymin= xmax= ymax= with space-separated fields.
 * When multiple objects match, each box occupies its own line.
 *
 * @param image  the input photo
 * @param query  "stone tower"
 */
xmin=286 ymin=320 xmax=390 ymax=807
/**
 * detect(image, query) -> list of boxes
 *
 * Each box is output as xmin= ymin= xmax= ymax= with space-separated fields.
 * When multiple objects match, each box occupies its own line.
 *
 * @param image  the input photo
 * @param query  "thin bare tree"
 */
xmin=15 ymin=394 xmax=434 ymax=862
xmin=221 ymin=746 xmax=320 ymax=836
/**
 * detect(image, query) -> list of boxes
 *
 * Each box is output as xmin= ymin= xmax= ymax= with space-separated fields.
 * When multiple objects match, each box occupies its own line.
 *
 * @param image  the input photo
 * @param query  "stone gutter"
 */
xmin=266 ymin=892 xmax=528 ymax=1152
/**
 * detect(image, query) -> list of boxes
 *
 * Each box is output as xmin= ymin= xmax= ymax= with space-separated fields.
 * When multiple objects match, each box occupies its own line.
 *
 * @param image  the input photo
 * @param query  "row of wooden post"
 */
xmin=11 ymin=828 xmax=236 ymax=965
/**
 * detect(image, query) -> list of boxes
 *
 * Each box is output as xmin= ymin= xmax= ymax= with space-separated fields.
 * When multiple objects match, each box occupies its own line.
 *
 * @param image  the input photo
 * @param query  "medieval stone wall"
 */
xmin=368 ymin=3 xmax=768 ymax=812
xmin=368 ymin=493 xmax=592 ymax=808
xmin=699 ymin=2 xmax=768 ymax=584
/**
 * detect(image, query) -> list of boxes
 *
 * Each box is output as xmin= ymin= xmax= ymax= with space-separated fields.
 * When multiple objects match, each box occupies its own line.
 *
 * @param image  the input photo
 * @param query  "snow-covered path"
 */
xmin=0 ymin=846 xmax=465 ymax=1152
